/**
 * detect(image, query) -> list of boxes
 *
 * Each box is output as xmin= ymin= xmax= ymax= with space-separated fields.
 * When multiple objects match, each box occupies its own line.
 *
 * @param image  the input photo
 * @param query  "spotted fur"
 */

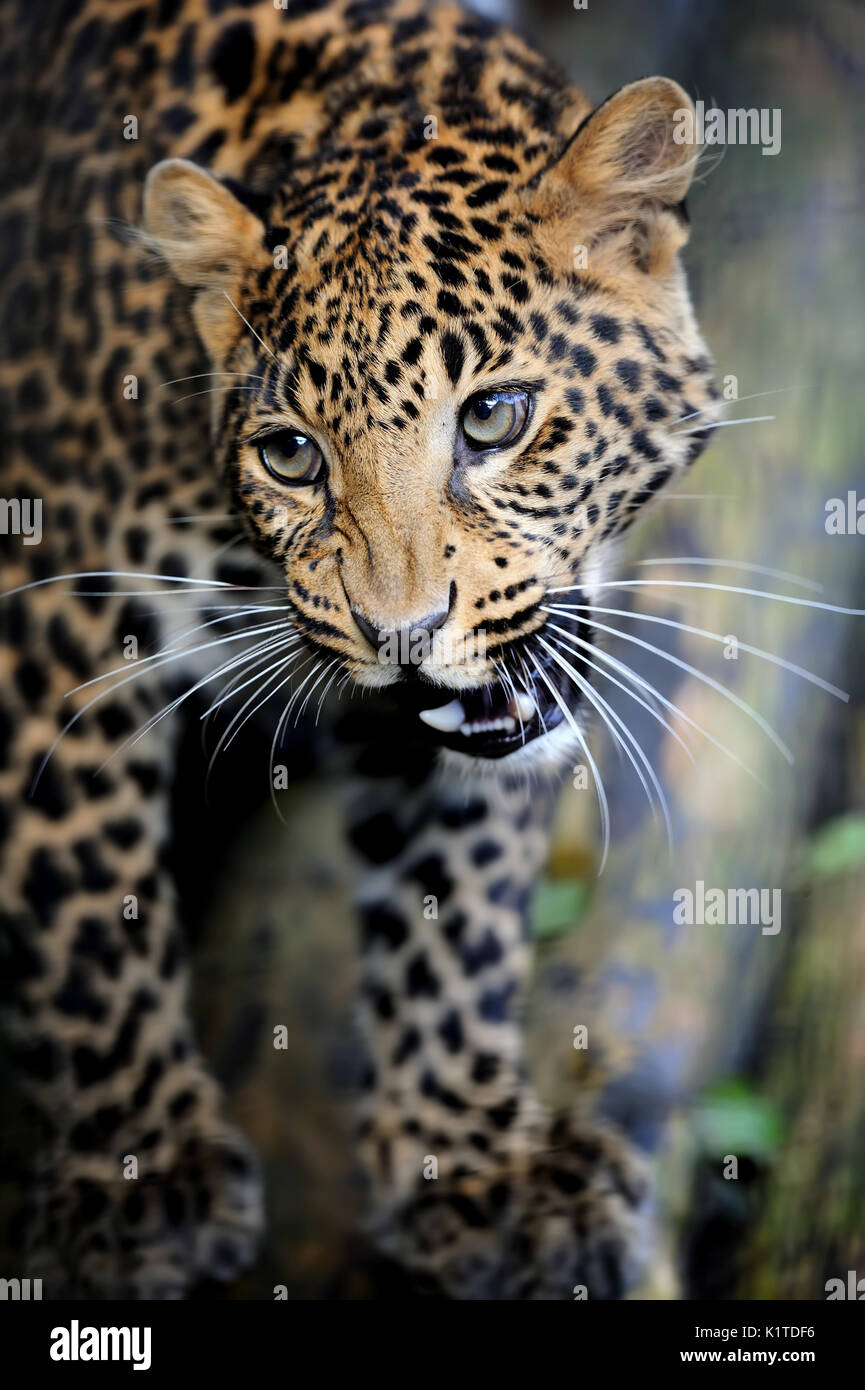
xmin=0 ymin=0 xmax=717 ymax=1298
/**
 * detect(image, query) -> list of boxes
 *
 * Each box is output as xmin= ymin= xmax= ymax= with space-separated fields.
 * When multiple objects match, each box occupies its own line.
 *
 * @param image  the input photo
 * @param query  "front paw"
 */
xmin=375 ymin=1115 xmax=651 ymax=1300
xmin=503 ymin=1114 xmax=652 ymax=1299
xmin=19 ymin=1126 xmax=263 ymax=1299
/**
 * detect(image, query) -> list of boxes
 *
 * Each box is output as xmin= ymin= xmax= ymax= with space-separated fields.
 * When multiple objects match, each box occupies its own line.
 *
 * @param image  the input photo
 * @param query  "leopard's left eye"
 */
xmin=258 ymin=430 xmax=324 ymax=486
xmin=461 ymin=389 xmax=530 ymax=450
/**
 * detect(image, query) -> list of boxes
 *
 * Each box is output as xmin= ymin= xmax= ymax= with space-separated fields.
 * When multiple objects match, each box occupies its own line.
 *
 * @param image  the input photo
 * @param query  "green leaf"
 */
xmin=801 ymin=814 xmax=865 ymax=879
xmin=695 ymin=1080 xmax=783 ymax=1162
xmin=531 ymin=878 xmax=589 ymax=939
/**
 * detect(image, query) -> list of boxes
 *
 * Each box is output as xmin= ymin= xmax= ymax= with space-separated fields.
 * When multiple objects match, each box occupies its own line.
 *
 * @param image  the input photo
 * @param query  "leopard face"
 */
xmin=145 ymin=72 xmax=717 ymax=771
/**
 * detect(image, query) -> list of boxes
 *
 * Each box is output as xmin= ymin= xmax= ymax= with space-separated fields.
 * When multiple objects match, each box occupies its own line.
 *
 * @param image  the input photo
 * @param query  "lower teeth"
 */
xmin=460 ymin=716 xmax=516 ymax=737
xmin=418 ymin=689 xmax=534 ymax=740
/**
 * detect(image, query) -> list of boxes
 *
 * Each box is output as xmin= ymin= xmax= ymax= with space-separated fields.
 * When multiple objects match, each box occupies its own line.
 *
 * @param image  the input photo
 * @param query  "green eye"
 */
xmin=259 ymin=430 xmax=324 ymax=485
xmin=461 ymin=390 xmax=529 ymax=450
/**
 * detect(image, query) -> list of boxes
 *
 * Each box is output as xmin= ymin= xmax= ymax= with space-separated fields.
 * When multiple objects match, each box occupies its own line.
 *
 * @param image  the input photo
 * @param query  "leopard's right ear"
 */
xmin=528 ymin=78 xmax=698 ymax=282
xmin=143 ymin=159 xmax=267 ymax=288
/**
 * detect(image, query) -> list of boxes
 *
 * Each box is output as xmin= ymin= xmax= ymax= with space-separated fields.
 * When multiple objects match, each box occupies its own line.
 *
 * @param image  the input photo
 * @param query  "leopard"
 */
xmin=0 ymin=0 xmax=719 ymax=1300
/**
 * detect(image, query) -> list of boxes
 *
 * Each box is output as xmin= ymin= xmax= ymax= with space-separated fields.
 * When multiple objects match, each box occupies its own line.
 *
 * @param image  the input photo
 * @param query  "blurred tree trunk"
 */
xmin=734 ymin=612 xmax=865 ymax=1299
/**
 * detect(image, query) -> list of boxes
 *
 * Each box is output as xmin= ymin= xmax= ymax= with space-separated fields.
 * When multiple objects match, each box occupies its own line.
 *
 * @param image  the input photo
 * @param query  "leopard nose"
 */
xmin=352 ymin=585 xmax=455 ymax=663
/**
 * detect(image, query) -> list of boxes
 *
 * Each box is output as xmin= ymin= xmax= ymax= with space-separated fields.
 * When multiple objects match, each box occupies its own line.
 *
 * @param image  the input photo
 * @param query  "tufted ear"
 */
xmin=532 ymin=78 xmax=698 ymax=279
xmin=143 ymin=158 xmax=266 ymax=289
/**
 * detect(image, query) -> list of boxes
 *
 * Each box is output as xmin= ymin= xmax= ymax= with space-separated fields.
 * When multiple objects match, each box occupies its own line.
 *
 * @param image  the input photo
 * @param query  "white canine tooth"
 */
xmin=419 ymin=698 xmax=466 ymax=732
xmin=511 ymin=693 xmax=537 ymax=722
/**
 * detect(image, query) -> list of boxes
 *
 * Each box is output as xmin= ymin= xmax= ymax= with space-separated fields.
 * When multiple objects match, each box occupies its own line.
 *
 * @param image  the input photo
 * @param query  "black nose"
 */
xmin=352 ymin=586 xmax=454 ymax=665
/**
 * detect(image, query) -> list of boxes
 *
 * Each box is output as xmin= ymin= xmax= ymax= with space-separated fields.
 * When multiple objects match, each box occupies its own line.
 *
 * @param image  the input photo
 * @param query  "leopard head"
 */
xmin=144 ymin=75 xmax=717 ymax=771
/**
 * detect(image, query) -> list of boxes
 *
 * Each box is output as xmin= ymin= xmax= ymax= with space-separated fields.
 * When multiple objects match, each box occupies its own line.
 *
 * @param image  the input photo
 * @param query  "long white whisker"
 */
xmin=200 ymin=636 xmax=303 ymax=719
xmin=220 ymin=645 xmax=310 ymax=750
xmin=97 ymin=631 xmax=299 ymax=771
xmin=547 ymin=598 xmax=848 ymax=701
xmin=157 ymin=373 xmax=264 ymax=389
xmin=546 ymin=626 xmax=695 ymax=767
xmin=66 ymin=618 xmax=295 ymax=697
xmin=335 ymin=665 xmax=356 ymax=696
xmin=543 ymin=605 xmax=793 ymax=763
xmin=281 ymin=653 xmax=328 ymax=729
xmin=672 ymin=386 xmax=797 ymax=426
xmin=206 ymin=643 xmax=308 ymax=770
xmin=633 ymin=557 xmax=823 ymax=593
xmin=171 ymin=385 xmax=259 ymax=405
xmin=532 ymin=661 xmax=610 ymax=872
xmin=203 ymin=647 xmax=307 ymax=793
xmin=545 ymin=620 xmax=764 ymax=786
xmin=483 ymin=663 xmax=534 ymax=795
xmin=159 ymin=514 xmax=239 ymax=525
xmin=159 ymin=605 xmax=293 ymax=655
xmin=295 ymin=656 xmax=341 ymax=721
xmin=539 ymin=635 xmax=672 ymax=847
xmin=560 ymin=578 xmax=862 ymax=620
xmin=55 ymin=586 xmax=286 ymax=598
xmin=268 ymin=653 xmax=322 ymax=823
xmin=223 ymin=290 xmax=279 ymax=363
xmin=1 ymin=569 xmax=277 ymax=601
xmin=315 ymin=660 xmax=345 ymax=722
xmin=201 ymin=641 xmax=297 ymax=750
xmin=32 ymin=621 xmax=295 ymax=789
xmin=671 ymin=414 xmax=775 ymax=437
xmin=209 ymin=532 xmax=248 ymax=562
xmin=518 ymin=653 xmax=548 ymax=734
xmin=494 ymin=657 xmax=526 ymax=744
xmin=546 ymin=634 xmax=649 ymax=791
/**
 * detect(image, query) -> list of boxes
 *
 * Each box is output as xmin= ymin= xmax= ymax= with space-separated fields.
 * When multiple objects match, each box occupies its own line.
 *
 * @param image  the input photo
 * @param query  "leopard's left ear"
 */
xmin=531 ymin=78 xmax=698 ymax=279
xmin=143 ymin=158 xmax=267 ymax=288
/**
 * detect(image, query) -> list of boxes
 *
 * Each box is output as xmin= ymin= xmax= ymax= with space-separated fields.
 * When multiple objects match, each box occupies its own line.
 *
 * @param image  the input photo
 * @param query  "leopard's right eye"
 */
xmin=460 ymin=389 xmax=530 ymax=451
xmin=258 ymin=430 xmax=324 ymax=486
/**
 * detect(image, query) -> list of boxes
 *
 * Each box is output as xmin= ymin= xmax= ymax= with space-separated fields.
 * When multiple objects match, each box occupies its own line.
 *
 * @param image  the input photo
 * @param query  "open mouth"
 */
xmin=395 ymin=616 xmax=593 ymax=760
xmin=417 ymin=678 xmax=563 ymax=758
